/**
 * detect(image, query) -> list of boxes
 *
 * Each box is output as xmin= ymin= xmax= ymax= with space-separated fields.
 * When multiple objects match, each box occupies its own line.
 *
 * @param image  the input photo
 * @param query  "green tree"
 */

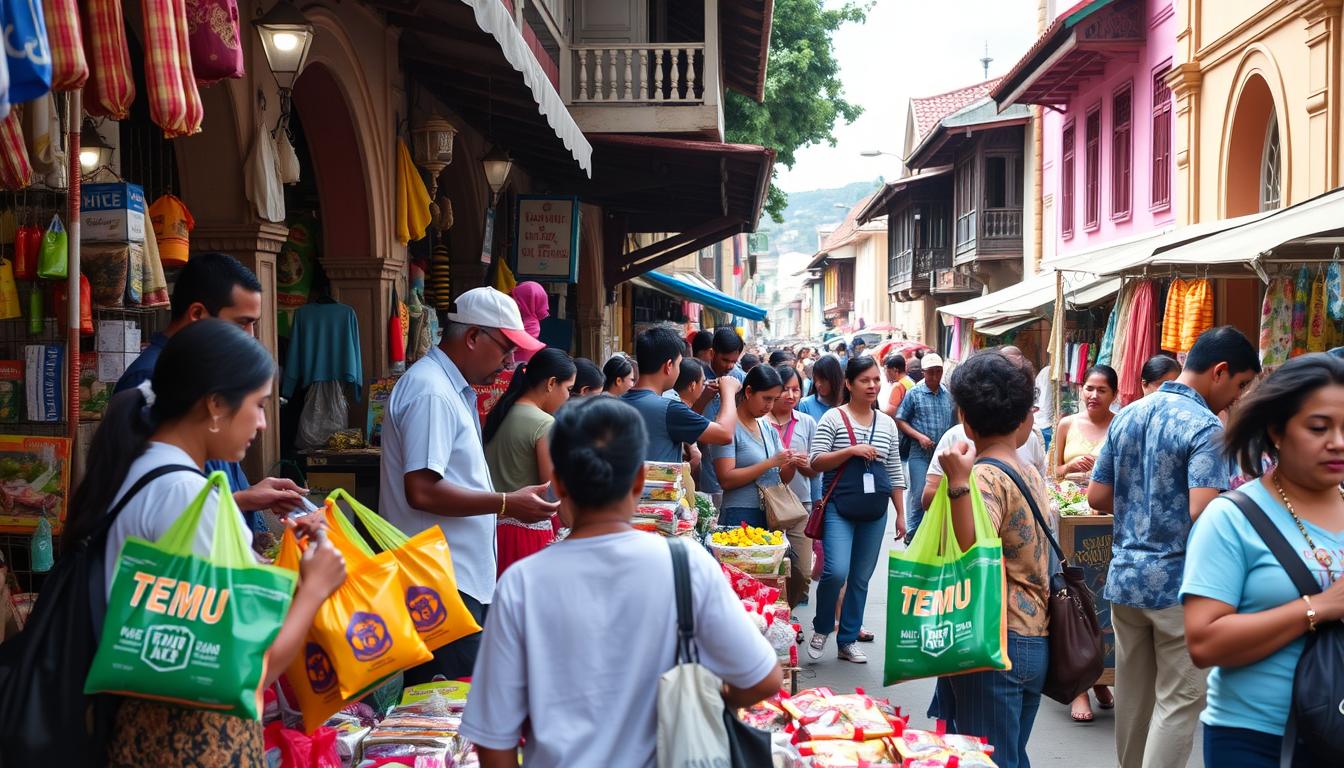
xmin=726 ymin=0 xmax=867 ymax=223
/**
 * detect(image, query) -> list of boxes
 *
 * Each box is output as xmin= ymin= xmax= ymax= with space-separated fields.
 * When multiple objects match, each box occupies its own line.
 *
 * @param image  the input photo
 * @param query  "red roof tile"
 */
xmin=910 ymin=77 xmax=1004 ymax=143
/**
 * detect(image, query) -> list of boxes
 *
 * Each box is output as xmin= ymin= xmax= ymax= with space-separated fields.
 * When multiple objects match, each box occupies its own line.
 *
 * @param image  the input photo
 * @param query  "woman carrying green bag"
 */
xmin=64 ymin=320 xmax=346 ymax=767
xmin=935 ymin=351 xmax=1051 ymax=768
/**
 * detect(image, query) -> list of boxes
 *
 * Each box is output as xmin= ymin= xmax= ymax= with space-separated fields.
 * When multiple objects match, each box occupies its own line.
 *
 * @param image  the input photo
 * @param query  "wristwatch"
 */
xmin=948 ymin=486 xmax=971 ymax=499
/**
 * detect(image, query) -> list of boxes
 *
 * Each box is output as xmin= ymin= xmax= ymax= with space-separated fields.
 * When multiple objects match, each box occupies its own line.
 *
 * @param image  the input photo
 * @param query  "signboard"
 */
xmin=513 ymin=195 xmax=580 ymax=282
xmin=480 ymin=207 xmax=496 ymax=265
xmin=1059 ymin=515 xmax=1116 ymax=685
xmin=933 ymin=268 xmax=978 ymax=294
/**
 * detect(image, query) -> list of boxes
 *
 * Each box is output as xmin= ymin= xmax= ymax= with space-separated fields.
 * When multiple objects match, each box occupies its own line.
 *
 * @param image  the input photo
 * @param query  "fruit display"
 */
xmin=708 ymin=524 xmax=788 ymax=573
xmin=1049 ymin=480 xmax=1090 ymax=517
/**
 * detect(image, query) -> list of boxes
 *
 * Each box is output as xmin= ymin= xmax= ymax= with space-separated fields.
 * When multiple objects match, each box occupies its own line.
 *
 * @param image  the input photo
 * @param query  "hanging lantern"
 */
xmin=79 ymin=118 xmax=114 ymax=174
xmin=482 ymin=145 xmax=513 ymax=203
xmin=253 ymin=0 xmax=314 ymax=133
xmin=411 ymin=115 xmax=458 ymax=190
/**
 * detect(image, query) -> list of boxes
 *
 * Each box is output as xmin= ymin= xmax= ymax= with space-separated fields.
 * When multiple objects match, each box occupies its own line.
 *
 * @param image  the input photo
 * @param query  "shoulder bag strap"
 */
xmin=838 ymin=407 xmax=858 ymax=445
xmin=976 ymin=457 xmax=1066 ymax=566
xmin=80 ymin=464 xmax=206 ymax=550
xmin=816 ymin=410 xmax=856 ymax=509
xmin=668 ymin=537 xmax=699 ymax=664
xmin=1223 ymin=489 xmax=1322 ymax=597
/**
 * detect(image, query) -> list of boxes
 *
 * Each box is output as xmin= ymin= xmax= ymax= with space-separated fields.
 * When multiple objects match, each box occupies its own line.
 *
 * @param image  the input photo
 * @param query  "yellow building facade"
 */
xmin=1172 ymin=0 xmax=1344 ymax=223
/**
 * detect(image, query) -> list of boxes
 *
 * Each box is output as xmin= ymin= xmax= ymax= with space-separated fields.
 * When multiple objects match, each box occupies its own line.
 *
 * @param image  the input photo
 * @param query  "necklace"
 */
xmin=1271 ymin=472 xmax=1341 ymax=580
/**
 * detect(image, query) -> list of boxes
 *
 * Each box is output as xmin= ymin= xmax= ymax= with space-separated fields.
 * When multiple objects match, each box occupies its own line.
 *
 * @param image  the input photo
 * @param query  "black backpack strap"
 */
xmin=668 ymin=537 xmax=699 ymax=664
xmin=976 ymin=457 xmax=1067 ymax=566
xmin=80 ymin=464 xmax=206 ymax=549
xmin=1223 ymin=489 xmax=1322 ymax=597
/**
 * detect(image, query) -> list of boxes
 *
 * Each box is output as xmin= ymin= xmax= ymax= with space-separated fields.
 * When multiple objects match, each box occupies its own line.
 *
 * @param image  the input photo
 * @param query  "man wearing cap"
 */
xmin=895 ymin=353 xmax=955 ymax=545
xmin=379 ymin=287 xmax=560 ymax=683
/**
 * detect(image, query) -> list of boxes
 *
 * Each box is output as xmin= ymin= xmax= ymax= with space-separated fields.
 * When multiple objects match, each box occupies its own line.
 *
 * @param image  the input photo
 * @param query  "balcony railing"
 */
xmin=890 ymin=248 xmax=952 ymax=293
xmin=983 ymin=208 xmax=1024 ymax=240
xmin=572 ymin=44 xmax=706 ymax=103
xmin=824 ymin=291 xmax=854 ymax=314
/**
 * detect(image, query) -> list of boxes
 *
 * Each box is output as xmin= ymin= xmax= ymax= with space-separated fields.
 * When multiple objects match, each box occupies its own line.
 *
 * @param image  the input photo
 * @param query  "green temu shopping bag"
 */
xmin=883 ymin=473 xmax=1009 ymax=685
xmin=85 ymin=471 xmax=297 ymax=719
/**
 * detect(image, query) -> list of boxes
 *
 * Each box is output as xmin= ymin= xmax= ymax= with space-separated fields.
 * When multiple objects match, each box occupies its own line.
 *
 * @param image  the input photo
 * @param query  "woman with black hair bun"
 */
xmin=461 ymin=396 xmax=781 ymax=766
xmin=1141 ymin=354 xmax=1181 ymax=397
xmin=484 ymin=348 xmax=577 ymax=574
xmin=569 ymin=357 xmax=605 ymax=397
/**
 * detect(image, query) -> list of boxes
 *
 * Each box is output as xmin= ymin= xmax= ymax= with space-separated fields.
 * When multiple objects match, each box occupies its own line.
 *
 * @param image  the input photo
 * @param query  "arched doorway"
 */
xmin=1225 ymin=74 xmax=1283 ymax=217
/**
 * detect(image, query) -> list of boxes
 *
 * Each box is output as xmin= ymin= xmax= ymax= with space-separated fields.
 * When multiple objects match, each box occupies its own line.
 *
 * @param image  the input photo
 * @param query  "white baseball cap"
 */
xmin=922 ymin=353 xmax=945 ymax=369
xmin=446 ymin=287 xmax=546 ymax=352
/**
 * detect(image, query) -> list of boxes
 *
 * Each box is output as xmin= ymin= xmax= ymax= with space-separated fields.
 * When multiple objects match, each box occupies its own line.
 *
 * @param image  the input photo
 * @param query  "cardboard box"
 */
xmin=0 ymin=434 xmax=71 ymax=533
xmin=24 ymin=345 xmax=63 ymax=423
xmin=80 ymin=182 xmax=146 ymax=244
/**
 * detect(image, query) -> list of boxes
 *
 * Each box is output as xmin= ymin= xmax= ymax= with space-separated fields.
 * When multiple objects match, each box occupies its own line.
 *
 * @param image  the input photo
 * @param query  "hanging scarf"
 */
xmin=1161 ymin=277 xmax=1186 ymax=353
xmin=1292 ymin=267 xmax=1310 ymax=357
xmin=1178 ymin=279 xmax=1214 ymax=353
xmin=1259 ymin=277 xmax=1294 ymax=369
xmin=1110 ymin=281 xmax=1136 ymax=379
xmin=1118 ymin=280 xmax=1155 ymax=405
xmin=1328 ymin=258 xmax=1344 ymax=321
xmin=1096 ymin=290 xmax=1120 ymax=366
xmin=1308 ymin=270 xmax=1328 ymax=353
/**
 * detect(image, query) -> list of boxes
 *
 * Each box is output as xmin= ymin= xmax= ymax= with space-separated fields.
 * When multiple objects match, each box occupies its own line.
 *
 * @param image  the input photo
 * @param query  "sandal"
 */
xmin=858 ymin=628 xmax=875 ymax=643
xmin=1094 ymin=686 xmax=1115 ymax=710
xmin=1071 ymin=696 xmax=1095 ymax=723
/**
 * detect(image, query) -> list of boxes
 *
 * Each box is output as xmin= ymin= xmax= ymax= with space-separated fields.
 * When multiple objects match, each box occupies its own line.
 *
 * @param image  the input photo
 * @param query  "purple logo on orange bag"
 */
xmin=406 ymin=586 xmax=446 ymax=632
xmin=346 ymin=612 xmax=392 ymax=661
xmin=305 ymin=642 xmax=338 ymax=694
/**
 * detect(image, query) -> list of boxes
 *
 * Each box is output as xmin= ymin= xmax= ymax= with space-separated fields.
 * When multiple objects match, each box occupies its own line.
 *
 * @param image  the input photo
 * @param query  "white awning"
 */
xmin=976 ymin=314 xmax=1041 ymax=336
xmin=939 ymin=270 xmax=1120 ymax=323
xmin=1049 ymin=210 xmax=1279 ymax=276
xmin=463 ymin=0 xmax=593 ymax=176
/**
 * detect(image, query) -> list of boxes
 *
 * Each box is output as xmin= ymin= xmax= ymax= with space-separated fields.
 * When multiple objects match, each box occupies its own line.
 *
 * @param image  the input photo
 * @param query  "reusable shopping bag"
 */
xmin=325 ymin=489 xmax=481 ymax=652
xmin=85 ymin=471 xmax=298 ymax=719
xmin=275 ymin=515 xmax=432 ymax=732
xmin=0 ymin=257 xmax=22 ymax=319
xmin=38 ymin=214 xmax=67 ymax=279
xmin=883 ymin=474 xmax=1009 ymax=686
xmin=3 ymin=0 xmax=53 ymax=103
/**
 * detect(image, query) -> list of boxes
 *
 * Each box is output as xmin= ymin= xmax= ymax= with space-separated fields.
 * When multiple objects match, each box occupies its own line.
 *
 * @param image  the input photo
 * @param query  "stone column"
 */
xmin=1303 ymin=0 xmax=1343 ymax=196
xmin=193 ymin=221 xmax=288 ymax=480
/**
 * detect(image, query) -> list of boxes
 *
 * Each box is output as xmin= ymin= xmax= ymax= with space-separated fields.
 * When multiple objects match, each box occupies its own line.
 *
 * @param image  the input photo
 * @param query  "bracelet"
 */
xmin=948 ymin=486 xmax=971 ymax=499
xmin=499 ymin=491 xmax=507 ymax=519
xmin=1303 ymin=595 xmax=1318 ymax=632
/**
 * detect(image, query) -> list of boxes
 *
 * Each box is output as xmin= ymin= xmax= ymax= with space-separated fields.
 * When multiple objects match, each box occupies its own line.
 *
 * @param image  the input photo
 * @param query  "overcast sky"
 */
xmin=776 ymin=0 xmax=1044 ymax=193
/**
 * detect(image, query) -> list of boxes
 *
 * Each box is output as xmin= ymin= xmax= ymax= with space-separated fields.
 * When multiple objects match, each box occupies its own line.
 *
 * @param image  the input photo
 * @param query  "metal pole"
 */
xmin=67 ymin=90 xmax=82 ymax=474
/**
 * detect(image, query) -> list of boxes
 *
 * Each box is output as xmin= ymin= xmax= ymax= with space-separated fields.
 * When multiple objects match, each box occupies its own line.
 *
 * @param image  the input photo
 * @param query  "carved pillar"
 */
xmin=1303 ymin=0 xmax=1343 ymax=196
xmin=1168 ymin=63 xmax=1203 ymax=225
xmin=193 ymin=221 xmax=288 ymax=480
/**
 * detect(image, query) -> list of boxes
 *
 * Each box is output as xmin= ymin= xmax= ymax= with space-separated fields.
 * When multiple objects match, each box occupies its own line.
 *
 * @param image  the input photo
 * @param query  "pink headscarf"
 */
xmin=511 ymin=281 xmax=550 ymax=363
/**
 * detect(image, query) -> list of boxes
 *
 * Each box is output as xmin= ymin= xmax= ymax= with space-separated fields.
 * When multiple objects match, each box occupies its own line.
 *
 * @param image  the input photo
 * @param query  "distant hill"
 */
xmin=759 ymin=179 xmax=885 ymax=256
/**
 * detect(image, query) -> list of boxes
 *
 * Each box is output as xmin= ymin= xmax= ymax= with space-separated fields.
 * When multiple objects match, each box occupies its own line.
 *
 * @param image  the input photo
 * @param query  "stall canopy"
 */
xmin=938 ymin=268 xmax=1120 ymax=325
xmin=377 ymin=0 xmax=593 ymax=179
xmin=634 ymin=270 xmax=768 ymax=321
xmin=1048 ymin=208 xmax=1288 ymax=276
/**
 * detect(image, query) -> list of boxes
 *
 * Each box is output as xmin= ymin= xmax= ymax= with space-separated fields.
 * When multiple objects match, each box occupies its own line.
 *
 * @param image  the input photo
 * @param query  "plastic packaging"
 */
xmin=298 ymin=381 xmax=350 ymax=450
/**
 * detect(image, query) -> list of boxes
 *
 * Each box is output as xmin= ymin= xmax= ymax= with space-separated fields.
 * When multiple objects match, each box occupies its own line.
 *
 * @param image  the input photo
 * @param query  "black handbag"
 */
xmin=827 ymin=409 xmax=891 ymax=523
xmin=668 ymin=538 xmax=773 ymax=767
xmin=0 ymin=465 xmax=202 ymax=767
xmin=1224 ymin=490 xmax=1344 ymax=761
xmin=977 ymin=458 xmax=1105 ymax=704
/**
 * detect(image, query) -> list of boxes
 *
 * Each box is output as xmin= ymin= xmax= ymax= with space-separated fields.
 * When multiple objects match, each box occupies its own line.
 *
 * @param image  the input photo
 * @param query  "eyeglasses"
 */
xmin=478 ymin=327 xmax=515 ymax=356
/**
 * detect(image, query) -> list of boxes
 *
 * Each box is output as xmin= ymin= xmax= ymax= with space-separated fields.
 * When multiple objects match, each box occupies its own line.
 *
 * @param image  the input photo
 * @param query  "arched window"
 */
xmin=1261 ymin=115 xmax=1282 ymax=211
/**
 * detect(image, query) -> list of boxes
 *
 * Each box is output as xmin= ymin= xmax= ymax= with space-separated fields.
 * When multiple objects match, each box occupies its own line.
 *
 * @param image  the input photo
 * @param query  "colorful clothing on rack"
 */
xmin=1178 ymin=279 xmax=1213 ymax=353
xmin=1118 ymin=280 xmax=1155 ymax=405
xmin=1293 ymin=267 xmax=1310 ymax=357
xmin=1161 ymin=277 xmax=1187 ymax=353
xmin=1110 ymin=281 xmax=1137 ymax=380
xmin=1097 ymin=291 xmax=1120 ymax=366
xmin=1328 ymin=262 xmax=1344 ymax=321
xmin=1308 ymin=270 xmax=1328 ymax=353
xmin=1259 ymin=276 xmax=1294 ymax=369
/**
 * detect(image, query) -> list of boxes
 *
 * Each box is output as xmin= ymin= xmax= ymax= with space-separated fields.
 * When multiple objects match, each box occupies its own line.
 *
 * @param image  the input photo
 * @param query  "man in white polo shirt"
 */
xmin=380 ymin=287 xmax=559 ymax=683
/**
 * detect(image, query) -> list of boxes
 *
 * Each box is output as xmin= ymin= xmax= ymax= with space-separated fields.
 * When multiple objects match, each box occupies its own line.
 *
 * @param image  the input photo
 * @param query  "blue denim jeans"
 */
xmin=1203 ymin=726 xmax=1318 ymax=768
xmin=904 ymin=453 xmax=931 ymax=543
xmin=940 ymin=633 xmax=1048 ymax=768
xmin=718 ymin=506 xmax=767 ymax=529
xmin=812 ymin=504 xmax=887 ymax=645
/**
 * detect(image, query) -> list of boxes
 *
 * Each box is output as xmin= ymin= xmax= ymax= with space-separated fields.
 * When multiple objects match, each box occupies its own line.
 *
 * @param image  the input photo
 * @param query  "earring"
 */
xmin=209 ymin=416 xmax=221 ymax=434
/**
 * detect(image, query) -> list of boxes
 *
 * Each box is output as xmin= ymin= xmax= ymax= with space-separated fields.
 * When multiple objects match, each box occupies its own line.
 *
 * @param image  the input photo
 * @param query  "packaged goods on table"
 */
xmin=640 ymin=478 xmax=683 ymax=502
xmin=709 ymin=524 xmax=788 ymax=574
xmin=633 ymin=500 xmax=680 ymax=535
xmin=644 ymin=460 xmax=685 ymax=483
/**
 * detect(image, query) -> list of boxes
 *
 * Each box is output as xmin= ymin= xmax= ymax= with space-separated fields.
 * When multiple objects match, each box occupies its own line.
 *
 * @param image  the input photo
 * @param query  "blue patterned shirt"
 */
xmin=1092 ymin=381 xmax=1229 ymax=609
xmin=894 ymin=382 xmax=955 ymax=461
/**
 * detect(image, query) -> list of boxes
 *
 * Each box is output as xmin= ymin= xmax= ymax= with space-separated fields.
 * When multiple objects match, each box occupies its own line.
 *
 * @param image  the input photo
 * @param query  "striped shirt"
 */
xmin=809 ymin=407 xmax=907 ymax=490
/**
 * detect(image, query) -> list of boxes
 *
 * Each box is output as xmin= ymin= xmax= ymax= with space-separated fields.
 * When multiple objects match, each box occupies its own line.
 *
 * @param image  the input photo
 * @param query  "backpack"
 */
xmin=1224 ymin=490 xmax=1344 ymax=759
xmin=0 ymin=465 xmax=202 ymax=766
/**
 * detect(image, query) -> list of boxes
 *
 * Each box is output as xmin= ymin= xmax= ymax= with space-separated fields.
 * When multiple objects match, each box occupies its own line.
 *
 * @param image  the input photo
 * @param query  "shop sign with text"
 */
xmin=513 ymin=196 xmax=579 ymax=282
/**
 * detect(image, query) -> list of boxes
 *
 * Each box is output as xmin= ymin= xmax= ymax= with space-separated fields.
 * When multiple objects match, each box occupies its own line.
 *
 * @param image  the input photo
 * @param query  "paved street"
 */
xmin=793 ymin=514 xmax=1203 ymax=768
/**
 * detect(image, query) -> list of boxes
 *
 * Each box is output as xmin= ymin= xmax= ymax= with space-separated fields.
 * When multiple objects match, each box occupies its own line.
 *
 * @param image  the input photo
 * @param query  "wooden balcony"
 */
xmin=890 ymin=248 xmax=952 ymax=295
xmin=564 ymin=39 xmax=724 ymax=138
xmin=953 ymin=207 xmax=1024 ymax=266
xmin=824 ymin=292 xmax=854 ymax=316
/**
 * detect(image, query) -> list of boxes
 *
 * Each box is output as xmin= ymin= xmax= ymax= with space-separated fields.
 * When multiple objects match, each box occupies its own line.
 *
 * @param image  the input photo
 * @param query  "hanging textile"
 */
xmin=142 ymin=0 xmax=203 ymax=138
xmin=950 ymin=317 xmax=963 ymax=362
xmin=1048 ymin=281 xmax=1066 ymax=384
xmin=41 ymin=0 xmax=88 ymax=91
xmin=183 ymin=0 xmax=244 ymax=84
xmin=0 ymin=109 xmax=33 ymax=190
xmin=1178 ymin=279 xmax=1214 ymax=353
xmin=1292 ymin=267 xmax=1310 ymax=357
xmin=493 ymin=256 xmax=517 ymax=294
xmin=23 ymin=93 xmax=63 ymax=188
xmin=1328 ymin=259 xmax=1344 ymax=321
xmin=427 ymin=242 xmax=451 ymax=310
xmin=244 ymin=120 xmax=285 ymax=222
xmin=395 ymin=140 xmax=431 ymax=245
xmin=1110 ymin=281 xmax=1136 ymax=379
xmin=1259 ymin=277 xmax=1293 ymax=368
xmin=0 ymin=9 xmax=8 ymax=119
xmin=1118 ymin=280 xmax=1155 ymax=405
xmin=81 ymin=0 xmax=135 ymax=119
xmin=1160 ymin=277 xmax=1186 ymax=353
xmin=1096 ymin=287 xmax=1121 ymax=366
xmin=4 ymin=0 xmax=52 ymax=103
xmin=1308 ymin=270 xmax=1328 ymax=353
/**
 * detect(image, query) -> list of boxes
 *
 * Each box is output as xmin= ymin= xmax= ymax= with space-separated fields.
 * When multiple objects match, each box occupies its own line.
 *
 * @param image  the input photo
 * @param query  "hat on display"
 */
xmin=921 ymin=353 xmax=945 ymax=369
xmin=447 ymin=287 xmax=545 ymax=352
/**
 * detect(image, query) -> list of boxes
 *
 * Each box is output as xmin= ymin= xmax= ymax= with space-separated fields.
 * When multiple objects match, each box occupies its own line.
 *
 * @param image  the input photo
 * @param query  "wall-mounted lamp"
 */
xmin=253 ymin=1 xmax=315 ymax=133
xmin=79 ymin=118 xmax=114 ymax=174
xmin=411 ymin=115 xmax=458 ymax=199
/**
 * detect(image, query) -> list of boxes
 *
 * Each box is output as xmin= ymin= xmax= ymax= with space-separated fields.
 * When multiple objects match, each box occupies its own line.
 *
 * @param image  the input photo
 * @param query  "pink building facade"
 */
xmin=997 ymin=0 xmax=1177 ymax=262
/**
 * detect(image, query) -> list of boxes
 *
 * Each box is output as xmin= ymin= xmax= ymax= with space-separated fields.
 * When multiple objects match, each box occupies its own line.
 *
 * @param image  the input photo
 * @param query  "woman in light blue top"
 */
xmin=712 ymin=365 xmax=803 ymax=529
xmin=1183 ymin=353 xmax=1344 ymax=766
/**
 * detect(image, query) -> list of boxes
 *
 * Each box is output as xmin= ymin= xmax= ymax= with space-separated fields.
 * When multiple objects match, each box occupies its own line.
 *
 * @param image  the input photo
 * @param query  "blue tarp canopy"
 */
xmin=640 ymin=271 xmax=768 ymax=321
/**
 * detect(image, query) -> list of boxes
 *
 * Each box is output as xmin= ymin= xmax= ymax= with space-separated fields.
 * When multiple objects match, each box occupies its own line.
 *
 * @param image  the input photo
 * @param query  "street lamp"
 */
xmin=253 ymin=1 xmax=315 ymax=131
xmin=482 ymin=146 xmax=513 ymax=203
xmin=78 ymin=118 xmax=114 ymax=174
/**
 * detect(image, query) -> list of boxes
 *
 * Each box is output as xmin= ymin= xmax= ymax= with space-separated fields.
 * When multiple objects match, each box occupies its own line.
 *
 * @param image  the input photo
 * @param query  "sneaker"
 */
xmin=807 ymin=632 xmax=829 ymax=660
xmin=838 ymin=643 xmax=868 ymax=664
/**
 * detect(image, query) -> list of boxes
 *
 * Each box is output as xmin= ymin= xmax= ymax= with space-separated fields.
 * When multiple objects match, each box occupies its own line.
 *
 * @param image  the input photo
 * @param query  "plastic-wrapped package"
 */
xmin=795 ymin=738 xmax=894 ymax=765
xmin=298 ymin=381 xmax=351 ymax=449
xmin=779 ymin=687 xmax=836 ymax=722
xmin=640 ymin=478 xmax=683 ymax=501
xmin=891 ymin=728 xmax=946 ymax=760
xmin=644 ymin=461 xmax=685 ymax=482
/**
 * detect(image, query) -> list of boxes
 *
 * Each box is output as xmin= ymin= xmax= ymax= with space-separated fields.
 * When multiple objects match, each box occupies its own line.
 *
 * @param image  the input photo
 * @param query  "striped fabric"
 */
xmin=1178 ymin=278 xmax=1213 ymax=354
xmin=1159 ymin=277 xmax=1185 ymax=353
xmin=82 ymin=0 xmax=135 ymax=118
xmin=142 ymin=0 xmax=202 ymax=137
xmin=42 ymin=0 xmax=88 ymax=91
xmin=0 ymin=108 xmax=33 ymax=190
xmin=173 ymin=0 xmax=203 ymax=133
